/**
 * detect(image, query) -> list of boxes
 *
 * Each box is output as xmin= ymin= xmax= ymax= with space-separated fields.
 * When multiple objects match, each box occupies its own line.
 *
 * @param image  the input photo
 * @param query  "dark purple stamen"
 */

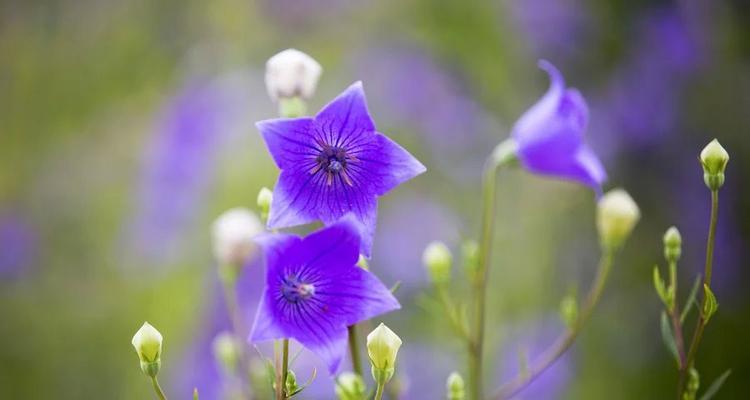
xmin=311 ymin=142 xmax=356 ymax=186
xmin=281 ymin=274 xmax=316 ymax=303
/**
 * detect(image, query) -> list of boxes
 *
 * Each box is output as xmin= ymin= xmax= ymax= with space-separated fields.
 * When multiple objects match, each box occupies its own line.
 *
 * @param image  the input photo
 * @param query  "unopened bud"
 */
xmin=212 ymin=332 xmax=240 ymax=373
xmin=446 ymin=372 xmax=465 ymax=400
xmin=699 ymin=139 xmax=729 ymax=190
xmin=596 ymin=189 xmax=640 ymax=250
xmin=335 ymin=372 xmax=366 ymax=400
xmin=357 ymin=254 xmax=369 ymax=270
xmin=257 ymin=187 xmax=273 ymax=222
xmin=132 ymin=322 xmax=163 ymax=377
xmin=422 ymin=241 xmax=452 ymax=284
xmin=285 ymin=370 xmax=298 ymax=395
xmin=367 ymin=323 xmax=402 ymax=385
xmin=212 ymin=208 xmax=263 ymax=270
xmin=663 ymin=226 xmax=682 ymax=263
xmin=265 ymin=49 xmax=322 ymax=102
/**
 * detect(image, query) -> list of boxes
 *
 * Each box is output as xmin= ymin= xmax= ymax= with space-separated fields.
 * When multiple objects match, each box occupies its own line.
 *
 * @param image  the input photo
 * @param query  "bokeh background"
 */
xmin=1 ymin=0 xmax=748 ymax=399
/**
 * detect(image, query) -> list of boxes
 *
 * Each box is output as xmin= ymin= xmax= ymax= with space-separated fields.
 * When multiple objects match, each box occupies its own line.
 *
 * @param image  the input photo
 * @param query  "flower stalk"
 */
xmin=150 ymin=376 xmax=168 ymax=400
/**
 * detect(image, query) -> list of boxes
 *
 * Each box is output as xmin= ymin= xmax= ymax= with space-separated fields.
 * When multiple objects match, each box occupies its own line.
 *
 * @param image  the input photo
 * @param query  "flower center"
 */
xmin=310 ymin=143 xmax=356 ymax=186
xmin=281 ymin=274 xmax=316 ymax=304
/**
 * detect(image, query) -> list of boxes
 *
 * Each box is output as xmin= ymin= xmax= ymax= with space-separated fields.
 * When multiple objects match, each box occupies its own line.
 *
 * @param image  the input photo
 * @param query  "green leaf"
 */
xmin=660 ymin=311 xmax=680 ymax=367
xmin=681 ymin=275 xmax=702 ymax=323
xmin=702 ymin=284 xmax=718 ymax=323
xmin=290 ymin=367 xmax=317 ymax=397
xmin=653 ymin=265 xmax=671 ymax=308
xmin=699 ymin=369 xmax=731 ymax=400
xmin=390 ymin=281 xmax=402 ymax=294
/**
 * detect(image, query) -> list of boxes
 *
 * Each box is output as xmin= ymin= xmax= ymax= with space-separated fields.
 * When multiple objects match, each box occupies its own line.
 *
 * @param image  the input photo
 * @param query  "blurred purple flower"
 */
xmin=512 ymin=60 xmax=606 ymax=193
xmin=506 ymin=0 xmax=592 ymax=60
xmin=123 ymin=74 xmax=247 ymax=266
xmin=250 ymin=217 xmax=400 ymax=374
xmin=372 ymin=197 xmax=462 ymax=292
xmin=602 ymin=9 xmax=701 ymax=146
xmin=257 ymin=82 xmax=426 ymax=257
xmin=353 ymin=46 xmax=499 ymax=182
xmin=0 ymin=212 xmax=36 ymax=279
xmin=496 ymin=318 xmax=573 ymax=399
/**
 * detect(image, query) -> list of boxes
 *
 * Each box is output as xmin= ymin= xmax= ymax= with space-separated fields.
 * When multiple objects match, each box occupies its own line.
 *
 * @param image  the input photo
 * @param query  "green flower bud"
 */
xmin=663 ymin=226 xmax=682 ymax=263
xmin=446 ymin=372 xmax=465 ymax=400
xmin=257 ymin=187 xmax=273 ymax=222
xmin=357 ymin=254 xmax=369 ymax=270
xmin=422 ymin=241 xmax=452 ymax=285
xmin=285 ymin=370 xmax=298 ymax=395
xmin=132 ymin=322 xmax=163 ymax=377
xmin=335 ymin=372 xmax=366 ymax=400
xmin=366 ymin=323 xmax=402 ymax=385
xmin=212 ymin=331 xmax=239 ymax=373
xmin=596 ymin=189 xmax=640 ymax=251
xmin=699 ymin=139 xmax=729 ymax=190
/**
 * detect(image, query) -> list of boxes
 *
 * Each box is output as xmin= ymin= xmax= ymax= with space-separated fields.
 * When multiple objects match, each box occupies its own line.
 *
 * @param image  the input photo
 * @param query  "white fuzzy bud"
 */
xmin=211 ymin=208 xmax=263 ymax=266
xmin=265 ymin=49 xmax=322 ymax=102
xmin=596 ymin=189 xmax=640 ymax=250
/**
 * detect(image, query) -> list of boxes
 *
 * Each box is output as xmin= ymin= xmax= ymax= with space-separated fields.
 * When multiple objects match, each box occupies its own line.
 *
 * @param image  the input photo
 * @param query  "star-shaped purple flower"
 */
xmin=249 ymin=216 xmax=400 ymax=374
xmin=511 ymin=60 xmax=606 ymax=193
xmin=256 ymin=81 xmax=426 ymax=257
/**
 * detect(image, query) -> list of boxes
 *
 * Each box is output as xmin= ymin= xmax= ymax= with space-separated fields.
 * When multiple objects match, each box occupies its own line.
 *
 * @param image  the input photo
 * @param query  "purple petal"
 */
xmin=357 ymin=133 xmax=427 ymax=196
xmin=315 ymin=81 xmax=376 ymax=140
xmin=256 ymin=117 xmax=317 ymax=170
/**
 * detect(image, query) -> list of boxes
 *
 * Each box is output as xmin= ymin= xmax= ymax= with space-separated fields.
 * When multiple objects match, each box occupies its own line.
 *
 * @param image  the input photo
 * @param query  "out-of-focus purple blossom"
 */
xmin=372 ymin=197 xmax=462 ymax=292
xmin=122 ymin=72 xmax=255 ymax=267
xmin=496 ymin=318 xmax=573 ymax=399
xmin=0 ymin=212 xmax=37 ymax=279
xmin=512 ymin=61 xmax=606 ymax=193
xmin=601 ymin=9 xmax=702 ymax=147
xmin=506 ymin=0 xmax=592 ymax=60
xmin=257 ymin=82 xmax=426 ymax=257
xmin=250 ymin=217 xmax=400 ymax=374
xmin=353 ymin=46 xmax=500 ymax=182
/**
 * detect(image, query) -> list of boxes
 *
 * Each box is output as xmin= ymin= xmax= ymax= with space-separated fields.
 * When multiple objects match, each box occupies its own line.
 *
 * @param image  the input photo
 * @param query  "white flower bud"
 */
xmin=700 ymin=139 xmax=729 ymax=190
xmin=132 ymin=322 xmax=163 ymax=377
xmin=422 ymin=241 xmax=452 ymax=285
xmin=446 ymin=372 xmax=465 ymax=400
xmin=256 ymin=187 xmax=273 ymax=222
xmin=212 ymin=208 xmax=263 ymax=266
xmin=596 ymin=189 xmax=640 ymax=250
xmin=367 ymin=323 xmax=402 ymax=385
xmin=265 ymin=49 xmax=322 ymax=102
xmin=212 ymin=331 xmax=240 ymax=373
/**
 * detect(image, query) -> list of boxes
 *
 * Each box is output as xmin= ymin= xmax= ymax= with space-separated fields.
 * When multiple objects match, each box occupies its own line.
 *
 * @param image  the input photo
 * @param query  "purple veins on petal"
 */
xmin=257 ymin=81 xmax=426 ymax=257
xmin=511 ymin=60 xmax=606 ymax=194
xmin=250 ymin=216 xmax=400 ymax=374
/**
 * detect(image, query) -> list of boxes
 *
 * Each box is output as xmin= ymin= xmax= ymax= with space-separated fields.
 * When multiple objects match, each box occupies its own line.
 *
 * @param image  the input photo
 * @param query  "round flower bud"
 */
xmin=366 ymin=323 xmax=402 ymax=384
xmin=212 ymin=208 xmax=263 ymax=267
xmin=335 ymin=372 xmax=366 ymax=400
xmin=132 ymin=322 xmax=163 ymax=377
xmin=422 ymin=241 xmax=452 ymax=285
xmin=265 ymin=49 xmax=322 ymax=102
xmin=699 ymin=139 xmax=729 ymax=190
xmin=446 ymin=372 xmax=465 ymax=400
xmin=212 ymin=331 xmax=239 ymax=373
xmin=663 ymin=226 xmax=682 ymax=263
xmin=596 ymin=189 xmax=640 ymax=250
xmin=256 ymin=187 xmax=273 ymax=222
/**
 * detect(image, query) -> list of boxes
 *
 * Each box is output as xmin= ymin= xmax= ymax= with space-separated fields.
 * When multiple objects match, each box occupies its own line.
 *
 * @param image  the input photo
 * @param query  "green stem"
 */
xmin=490 ymin=250 xmax=615 ymax=399
xmin=348 ymin=325 xmax=363 ymax=377
xmin=281 ymin=339 xmax=290 ymax=399
xmin=150 ymin=376 xmax=168 ymax=400
xmin=668 ymin=260 xmax=687 ymax=370
xmin=374 ymin=381 xmax=386 ymax=400
xmin=469 ymin=139 xmax=517 ymax=400
xmin=679 ymin=189 xmax=719 ymax=398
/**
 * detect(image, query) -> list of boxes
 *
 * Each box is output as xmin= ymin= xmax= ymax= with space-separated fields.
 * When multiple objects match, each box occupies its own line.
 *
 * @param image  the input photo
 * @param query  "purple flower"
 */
xmin=0 ymin=212 xmax=37 ymax=279
xmin=256 ymin=82 xmax=426 ymax=256
xmin=511 ymin=60 xmax=606 ymax=193
xmin=249 ymin=216 xmax=400 ymax=374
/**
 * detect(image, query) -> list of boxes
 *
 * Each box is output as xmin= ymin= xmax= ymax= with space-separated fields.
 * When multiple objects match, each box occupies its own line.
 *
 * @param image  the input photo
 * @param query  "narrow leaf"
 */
xmin=653 ymin=266 xmax=670 ymax=307
xmin=390 ymin=280 xmax=402 ymax=294
xmin=699 ymin=369 xmax=731 ymax=400
xmin=702 ymin=284 xmax=718 ymax=323
xmin=681 ymin=275 xmax=702 ymax=323
xmin=660 ymin=311 xmax=680 ymax=367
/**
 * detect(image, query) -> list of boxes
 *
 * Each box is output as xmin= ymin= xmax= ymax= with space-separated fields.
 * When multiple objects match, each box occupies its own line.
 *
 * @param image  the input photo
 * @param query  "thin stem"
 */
xmin=490 ymin=250 xmax=615 ymax=399
xmin=281 ymin=339 xmax=290 ymax=400
xmin=374 ymin=381 xmax=386 ymax=400
xmin=668 ymin=260 xmax=687 ymax=370
xmin=275 ymin=340 xmax=282 ymax=400
xmin=220 ymin=273 xmax=253 ymax=399
xmin=348 ymin=325 xmax=363 ymax=376
xmin=150 ymin=376 xmax=168 ymax=400
xmin=679 ymin=189 xmax=719 ymax=398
